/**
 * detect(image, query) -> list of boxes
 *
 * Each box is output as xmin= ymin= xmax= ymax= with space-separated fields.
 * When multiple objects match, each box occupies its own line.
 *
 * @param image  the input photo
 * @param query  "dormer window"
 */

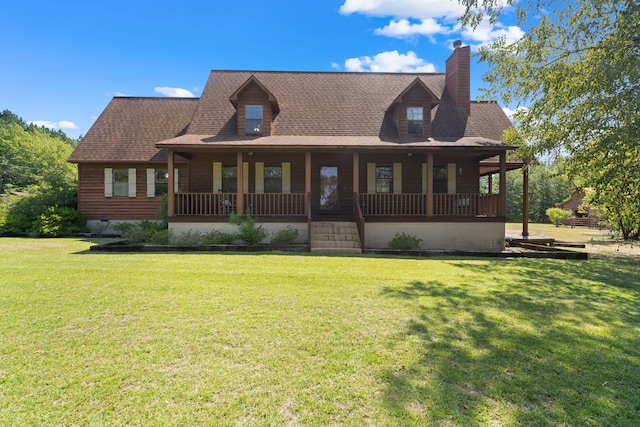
xmin=407 ymin=106 xmax=424 ymax=135
xmin=245 ymin=105 xmax=263 ymax=135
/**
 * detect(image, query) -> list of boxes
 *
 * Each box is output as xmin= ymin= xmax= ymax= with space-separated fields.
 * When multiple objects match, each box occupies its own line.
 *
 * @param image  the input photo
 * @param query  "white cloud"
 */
xmin=330 ymin=62 xmax=341 ymax=70
xmin=29 ymin=120 xmax=79 ymax=130
xmin=344 ymin=50 xmax=436 ymax=73
xmin=154 ymin=87 xmax=195 ymax=98
xmin=462 ymin=17 xmax=524 ymax=49
xmin=340 ymin=0 xmax=465 ymax=21
xmin=374 ymin=18 xmax=450 ymax=40
xmin=502 ymin=106 xmax=528 ymax=121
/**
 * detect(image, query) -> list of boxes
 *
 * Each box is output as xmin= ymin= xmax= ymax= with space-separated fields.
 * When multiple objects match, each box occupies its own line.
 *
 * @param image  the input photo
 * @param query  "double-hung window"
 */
xmin=113 ymin=169 xmax=129 ymax=196
xmin=264 ymin=165 xmax=282 ymax=193
xmin=245 ymin=105 xmax=263 ymax=135
xmin=154 ymin=169 xmax=168 ymax=196
xmin=407 ymin=106 xmax=424 ymax=135
xmin=375 ymin=165 xmax=393 ymax=193
xmin=221 ymin=166 xmax=238 ymax=193
xmin=433 ymin=166 xmax=448 ymax=193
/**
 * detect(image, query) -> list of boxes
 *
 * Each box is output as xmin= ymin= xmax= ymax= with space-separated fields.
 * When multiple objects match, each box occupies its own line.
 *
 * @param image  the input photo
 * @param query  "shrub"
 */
xmin=389 ymin=232 xmax=423 ymax=250
xmin=113 ymin=220 xmax=167 ymax=244
xmin=202 ymin=229 xmax=238 ymax=245
xmin=171 ymin=230 xmax=203 ymax=246
xmin=271 ymin=225 xmax=299 ymax=244
xmin=229 ymin=211 xmax=267 ymax=245
xmin=33 ymin=206 xmax=86 ymax=237
xmin=546 ymin=207 xmax=572 ymax=227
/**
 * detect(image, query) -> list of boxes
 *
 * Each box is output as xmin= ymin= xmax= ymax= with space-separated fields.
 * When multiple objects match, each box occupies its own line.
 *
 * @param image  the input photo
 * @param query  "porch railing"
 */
xmin=174 ymin=192 xmax=306 ymax=216
xmin=359 ymin=193 xmax=500 ymax=217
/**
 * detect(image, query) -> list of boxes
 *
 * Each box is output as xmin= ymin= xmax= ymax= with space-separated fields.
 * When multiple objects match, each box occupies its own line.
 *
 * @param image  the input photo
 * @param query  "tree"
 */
xmin=458 ymin=0 xmax=640 ymax=238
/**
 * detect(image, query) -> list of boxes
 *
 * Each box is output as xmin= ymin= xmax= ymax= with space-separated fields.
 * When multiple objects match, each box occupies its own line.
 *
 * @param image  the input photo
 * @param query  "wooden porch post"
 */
xmin=522 ymin=166 xmax=530 ymax=236
xmin=499 ymin=152 xmax=507 ymax=217
xmin=168 ymin=149 xmax=175 ymax=217
xmin=236 ymin=151 xmax=244 ymax=215
xmin=427 ymin=152 xmax=434 ymax=216
xmin=488 ymin=174 xmax=493 ymax=194
xmin=353 ymin=152 xmax=359 ymax=195
xmin=305 ymin=151 xmax=311 ymax=213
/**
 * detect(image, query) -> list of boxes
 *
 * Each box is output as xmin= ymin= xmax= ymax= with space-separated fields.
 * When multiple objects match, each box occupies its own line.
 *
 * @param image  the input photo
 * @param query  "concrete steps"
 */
xmin=310 ymin=221 xmax=362 ymax=254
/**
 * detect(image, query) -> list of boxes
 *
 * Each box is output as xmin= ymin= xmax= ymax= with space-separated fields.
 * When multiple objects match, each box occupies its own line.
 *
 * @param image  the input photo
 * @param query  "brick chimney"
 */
xmin=445 ymin=40 xmax=471 ymax=113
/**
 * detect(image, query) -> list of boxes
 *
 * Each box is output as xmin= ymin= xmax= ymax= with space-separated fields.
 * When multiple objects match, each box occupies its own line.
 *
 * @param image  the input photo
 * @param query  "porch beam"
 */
xmin=499 ymin=152 xmax=507 ymax=217
xmin=427 ymin=152 xmax=434 ymax=216
xmin=168 ymin=149 xmax=175 ymax=217
xmin=236 ymin=151 xmax=244 ymax=215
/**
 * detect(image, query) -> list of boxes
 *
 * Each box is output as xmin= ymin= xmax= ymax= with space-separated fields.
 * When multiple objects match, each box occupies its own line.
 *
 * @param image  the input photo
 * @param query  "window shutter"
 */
xmin=367 ymin=163 xmax=376 ymax=193
xmin=447 ymin=163 xmax=456 ymax=194
xmin=104 ymin=168 xmax=113 ymax=198
xmin=213 ymin=162 xmax=222 ymax=192
xmin=255 ymin=162 xmax=264 ymax=193
xmin=146 ymin=168 xmax=155 ymax=197
xmin=421 ymin=163 xmax=427 ymax=194
xmin=128 ymin=168 xmax=137 ymax=197
xmin=243 ymin=162 xmax=249 ymax=193
xmin=282 ymin=162 xmax=291 ymax=193
xmin=174 ymin=168 xmax=179 ymax=193
xmin=393 ymin=163 xmax=402 ymax=194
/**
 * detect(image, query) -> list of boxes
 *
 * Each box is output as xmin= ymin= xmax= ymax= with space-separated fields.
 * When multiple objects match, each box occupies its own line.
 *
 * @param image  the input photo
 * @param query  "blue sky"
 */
xmin=1 ymin=0 xmax=524 ymax=139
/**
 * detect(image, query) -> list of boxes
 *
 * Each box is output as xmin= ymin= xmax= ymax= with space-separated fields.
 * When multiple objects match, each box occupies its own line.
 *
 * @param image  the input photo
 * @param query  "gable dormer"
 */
xmin=229 ymin=76 xmax=279 ymax=137
xmin=389 ymin=78 xmax=440 ymax=138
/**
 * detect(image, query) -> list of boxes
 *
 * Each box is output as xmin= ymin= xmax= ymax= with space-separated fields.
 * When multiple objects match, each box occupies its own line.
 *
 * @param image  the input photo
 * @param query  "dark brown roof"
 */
xmin=68 ymin=97 xmax=198 ymax=163
xmin=70 ymin=71 xmax=514 ymax=163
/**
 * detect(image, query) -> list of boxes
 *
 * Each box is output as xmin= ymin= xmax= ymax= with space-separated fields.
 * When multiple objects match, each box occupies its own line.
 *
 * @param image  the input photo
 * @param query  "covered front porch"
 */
xmin=166 ymin=149 xmax=511 ymax=221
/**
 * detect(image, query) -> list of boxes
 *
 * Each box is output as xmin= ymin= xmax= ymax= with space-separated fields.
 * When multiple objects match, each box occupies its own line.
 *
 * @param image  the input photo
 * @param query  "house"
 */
xmin=68 ymin=41 xmax=522 ymax=253
xmin=557 ymin=190 xmax=600 ymax=228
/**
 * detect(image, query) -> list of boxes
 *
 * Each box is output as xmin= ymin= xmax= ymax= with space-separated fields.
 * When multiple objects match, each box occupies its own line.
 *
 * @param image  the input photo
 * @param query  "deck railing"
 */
xmin=359 ymin=193 xmax=500 ymax=217
xmin=174 ymin=192 xmax=306 ymax=216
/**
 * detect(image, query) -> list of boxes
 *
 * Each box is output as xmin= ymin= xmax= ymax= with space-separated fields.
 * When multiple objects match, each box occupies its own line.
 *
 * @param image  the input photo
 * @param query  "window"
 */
xmin=264 ymin=165 xmax=282 ymax=193
xmin=433 ymin=166 xmax=448 ymax=193
xmin=155 ymin=169 xmax=168 ymax=196
xmin=407 ymin=106 xmax=424 ymax=135
xmin=375 ymin=165 xmax=393 ymax=193
xmin=245 ymin=105 xmax=263 ymax=135
xmin=222 ymin=166 xmax=237 ymax=193
xmin=113 ymin=169 xmax=129 ymax=196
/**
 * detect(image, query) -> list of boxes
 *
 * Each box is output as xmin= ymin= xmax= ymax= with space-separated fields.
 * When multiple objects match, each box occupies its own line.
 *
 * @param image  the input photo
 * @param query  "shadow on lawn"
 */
xmin=380 ymin=260 xmax=640 ymax=425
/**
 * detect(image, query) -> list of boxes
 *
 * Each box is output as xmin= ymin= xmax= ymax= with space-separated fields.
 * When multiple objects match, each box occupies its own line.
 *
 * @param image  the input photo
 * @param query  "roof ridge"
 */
xmin=206 ymin=69 xmax=446 ymax=76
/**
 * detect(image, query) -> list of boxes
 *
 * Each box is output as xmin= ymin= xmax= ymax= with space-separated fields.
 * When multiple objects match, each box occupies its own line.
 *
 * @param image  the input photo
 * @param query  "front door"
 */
xmin=319 ymin=166 xmax=339 ymax=213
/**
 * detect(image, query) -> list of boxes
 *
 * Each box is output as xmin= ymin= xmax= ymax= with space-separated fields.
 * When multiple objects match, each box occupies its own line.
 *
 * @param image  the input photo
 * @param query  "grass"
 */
xmin=1 ymin=237 xmax=639 ymax=426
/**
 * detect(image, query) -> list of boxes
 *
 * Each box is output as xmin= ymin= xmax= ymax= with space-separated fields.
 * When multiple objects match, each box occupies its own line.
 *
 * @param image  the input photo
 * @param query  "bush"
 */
xmin=33 ymin=206 xmax=86 ymax=237
xmin=0 ymin=186 xmax=78 ymax=234
xmin=270 ymin=225 xmax=299 ymax=244
xmin=171 ymin=230 xmax=203 ymax=246
xmin=389 ymin=232 xmax=423 ymax=250
xmin=202 ymin=229 xmax=238 ymax=245
xmin=229 ymin=211 xmax=267 ymax=245
xmin=546 ymin=207 xmax=572 ymax=227
xmin=113 ymin=220 xmax=167 ymax=244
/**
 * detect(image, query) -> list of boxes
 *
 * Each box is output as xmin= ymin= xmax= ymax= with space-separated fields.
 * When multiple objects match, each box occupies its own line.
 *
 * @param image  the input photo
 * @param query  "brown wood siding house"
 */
xmin=68 ymin=43 xmax=522 ymax=252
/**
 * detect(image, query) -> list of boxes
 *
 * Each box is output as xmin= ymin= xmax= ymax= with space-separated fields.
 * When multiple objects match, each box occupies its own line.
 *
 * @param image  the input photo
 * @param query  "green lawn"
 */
xmin=1 ymin=238 xmax=639 ymax=426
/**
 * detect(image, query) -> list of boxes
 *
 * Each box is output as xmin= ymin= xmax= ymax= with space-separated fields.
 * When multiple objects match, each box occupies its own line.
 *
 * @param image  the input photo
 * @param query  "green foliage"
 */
xmin=505 ymin=160 xmax=574 ymax=223
xmin=546 ymin=207 xmax=572 ymax=227
xmin=158 ymin=194 xmax=168 ymax=227
xmin=229 ymin=211 xmax=267 ymax=245
xmin=270 ymin=225 xmax=299 ymax=244
xmin=202 ymin=229 xmax=238 ymax=245
xmin=32 ymin=206 xmax=86 ymax=237
xmin=113 ymin=221 xmax=168 ymax=244
xmin=458 ymin=0 xmax=640 ymax=238
xmin=0 ymin=187 xmax=78 ymax=234
xmin=389 ymin=232 xmax=423 ymax=250
xmin=171 ymin=230 xmax=204 ymax=246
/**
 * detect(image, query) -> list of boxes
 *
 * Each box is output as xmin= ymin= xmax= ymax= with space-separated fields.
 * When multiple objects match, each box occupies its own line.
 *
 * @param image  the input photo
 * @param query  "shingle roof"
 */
xmin=69 ymin=70 xmax=514 ymax=163
xmin=68 ymin=97 xmax=198 ymax=163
